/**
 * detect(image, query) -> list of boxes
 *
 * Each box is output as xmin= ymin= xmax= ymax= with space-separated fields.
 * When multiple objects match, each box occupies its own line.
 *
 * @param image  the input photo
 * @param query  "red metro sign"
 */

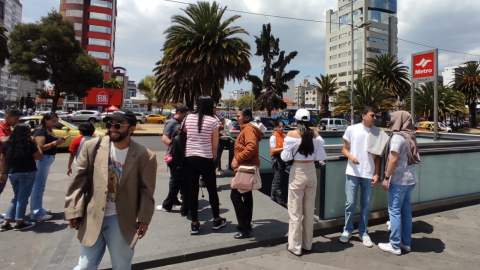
xmin=411 ymin=50 xmax=437 ymax=83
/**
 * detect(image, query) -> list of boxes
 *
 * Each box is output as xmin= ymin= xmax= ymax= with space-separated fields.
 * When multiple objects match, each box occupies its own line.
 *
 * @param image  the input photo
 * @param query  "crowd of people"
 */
xmin=0 ymin=98 xmax=420 ymax=269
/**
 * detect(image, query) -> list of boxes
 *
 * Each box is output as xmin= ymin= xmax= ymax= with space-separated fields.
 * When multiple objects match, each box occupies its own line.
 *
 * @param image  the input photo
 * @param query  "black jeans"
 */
xmin=230 ymin=189 xmax=253 ymax=233
xmin=185 ymin=156 xmax=220 ymax=222
xmin=215 ymin=139 xmax=234 ymax=170
xmin=161 ymin=168 xmax=183 ymax=211
xmin=271 ymin=154 xmax=288 ymax=205
xmin=0 ymin=181 xmax=5 ymax=195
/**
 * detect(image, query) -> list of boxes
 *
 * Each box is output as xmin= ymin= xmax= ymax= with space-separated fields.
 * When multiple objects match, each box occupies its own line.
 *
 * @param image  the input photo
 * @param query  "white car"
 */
xmin=68 ymin=110 xmax=102 ymax=123
xmin=438 ymin=122 xmax=452 ymax=133
xmin=134 ymin=112 xmax=146 ymax=124
xmin=318 ymin=118 xmax=350 ymax=131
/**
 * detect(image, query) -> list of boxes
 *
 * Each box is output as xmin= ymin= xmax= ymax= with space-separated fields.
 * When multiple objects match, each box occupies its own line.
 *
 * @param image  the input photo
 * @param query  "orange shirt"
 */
xmin=270 ymin=131 xmax=286 ymax=156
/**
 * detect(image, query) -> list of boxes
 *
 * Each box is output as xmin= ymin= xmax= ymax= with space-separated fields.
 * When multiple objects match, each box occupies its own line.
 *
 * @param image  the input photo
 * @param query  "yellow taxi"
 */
xmin=145 ymin=114 xmax=166 ymax=124
xmin=18 ymin=116 xmax=105 ymax=148
xmin=414 ymin=121 xmax=447 ymax=133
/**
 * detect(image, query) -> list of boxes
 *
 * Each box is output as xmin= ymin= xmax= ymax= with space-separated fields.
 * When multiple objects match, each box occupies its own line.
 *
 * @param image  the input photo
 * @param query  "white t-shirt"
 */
xmin=389 ymin=134 xmax=417 ymax=185
xmin=343 ymin=123 xmax=375 ymax=178
xmin=105 ymin=143 xmax=129 ymax=217
xmin=255 ymin=122 xmax=267 ymax=132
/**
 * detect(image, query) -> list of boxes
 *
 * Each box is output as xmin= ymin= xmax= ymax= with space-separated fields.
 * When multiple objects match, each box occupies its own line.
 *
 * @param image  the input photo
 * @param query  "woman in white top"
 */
xmin=281 ymin=109 xmax=327 ymax=256
xmin=184 ymin=95 xmax=226 ymax=235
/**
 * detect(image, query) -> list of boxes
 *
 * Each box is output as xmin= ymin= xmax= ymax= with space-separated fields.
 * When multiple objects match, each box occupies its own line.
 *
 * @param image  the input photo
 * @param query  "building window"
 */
xmin=339 ymin=42 xmax=347 ymax=48
xmin=65 ymin=0 xmax=83 ymax=4
xmin=339 ymin=62 xmax=348 ymax=67
xmin=89 ymin=51 xmax=110 ymax=59
xmin=330 ymin=55 xmax=337 ymax=60
xmin=368 ymin=10 xmax=395 ymax=24
xmin=339 ymin=52 xmax=347 ymax=58
xmin=330 ymin=74 xmax=337 ymax=78
xmin=369 ymin=27 xmax=388 ymax=35
xmin=339 ymin=72 xmax=347 ymax=77
xmin=88 ymin=38 xmax=111 ymax=47
xmin=330 ymin=45 xmax=337 ymax=51
xmin=339 ymin=33 xmax=347 ymax=39
xmin=329 ymin=64 xmax=337 ymax=69
xmin=102 ymin=65 xmax=110 ymax=72
xmin=368 ymin=37 xmax=388 ymax=45
xmin=90 ymin=12 xmax=112 ymax=21
xmin=369 ymin=0 xmax=397 ymax=13
xmin=330 ymin=12 xmax=338 ymax=32
xmin=91 ymin=0 xmax=113 ymax=9
xmin=339 ymin=82 xmax=347 ymax=86
xmin=89 ymin=25 xmax=112 ymax=34
xmin=74 ymin=23 xmax=82 ymax=31
xmin=330 ymin=36 xmax=338 ymax=42
xmin=66 ymin=10 xmax=83 ymax=17
xmin=367 ymin=47 xmax=389 ymax=54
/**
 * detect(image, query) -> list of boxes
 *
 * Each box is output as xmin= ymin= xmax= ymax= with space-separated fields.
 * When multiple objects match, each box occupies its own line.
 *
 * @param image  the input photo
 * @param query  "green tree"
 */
xmin=223 ymin=98 xmax=237 ymax=111
xmin=8 ymin=11 xmax=103 ymax=112
xmin=364 ymin=54 xmax=411 ymax=99
xmin=104 ymin=78 xmax=123 ymax=110
xmin=0 ymin=23 xmax=9 ymax=66
xmin=138 ymin=75 xmax=156 ymax=111
xmin=314 ymin=74 xmax=339 ymax=118
xmin=333 ymin=77 xmax=396 ymax=116
xmin=237 ymin=94 xmax=261 ymax=111
xmin=451 ymin=61 xmax=480 ymax=127
xmin=154 ymin=64 xmax=201 ymax=109
xmin=159 ymin=1 xmax=251 ymax=99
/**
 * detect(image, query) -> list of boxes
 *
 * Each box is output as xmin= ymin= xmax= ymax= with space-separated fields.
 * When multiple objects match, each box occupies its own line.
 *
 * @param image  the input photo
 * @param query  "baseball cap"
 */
xmin=294 ymin=109 xmax=310 ymax=121
xmin=217 ymin=113 xmax=225 ymax=120
xmin=103 ymin=109 xmax=137 ymax=126
xmin=254 ymin=117 xmax=261 ymax=122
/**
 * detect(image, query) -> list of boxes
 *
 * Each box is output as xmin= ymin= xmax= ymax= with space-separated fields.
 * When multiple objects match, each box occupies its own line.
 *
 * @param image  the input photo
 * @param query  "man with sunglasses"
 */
xmin=339 ymin=106 xmax=381 ymax=248
xmin=65 ymin=109 xmax=157 ymax=269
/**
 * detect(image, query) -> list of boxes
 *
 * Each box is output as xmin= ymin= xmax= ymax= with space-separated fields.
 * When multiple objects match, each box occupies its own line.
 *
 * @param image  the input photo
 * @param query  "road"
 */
xmin=133 ymin=135 xmax=167 ymax=152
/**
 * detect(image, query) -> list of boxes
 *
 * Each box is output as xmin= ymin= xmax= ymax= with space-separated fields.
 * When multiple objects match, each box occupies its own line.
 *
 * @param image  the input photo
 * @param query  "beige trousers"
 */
xmin=287 ymin=162 xmax=317 ymax=255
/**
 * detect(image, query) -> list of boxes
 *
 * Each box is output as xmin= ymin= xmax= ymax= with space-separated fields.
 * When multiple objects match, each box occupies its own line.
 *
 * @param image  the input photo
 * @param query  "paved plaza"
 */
xmin=0 ymin=147 xmax=479 ymax=270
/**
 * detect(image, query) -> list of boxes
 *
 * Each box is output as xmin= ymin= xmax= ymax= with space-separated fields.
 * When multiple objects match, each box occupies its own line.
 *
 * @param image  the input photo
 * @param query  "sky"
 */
xmin=20 ymin=0 xmax=480 ymax=99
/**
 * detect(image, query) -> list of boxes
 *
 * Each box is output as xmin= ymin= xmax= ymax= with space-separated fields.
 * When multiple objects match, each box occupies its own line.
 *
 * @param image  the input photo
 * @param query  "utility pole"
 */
xmin=350 ymin=1 xmax=355 ymax=124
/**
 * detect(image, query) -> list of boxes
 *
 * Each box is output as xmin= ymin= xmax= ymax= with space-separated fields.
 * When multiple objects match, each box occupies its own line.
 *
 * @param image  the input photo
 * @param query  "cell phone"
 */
xmin=62 ymin=136 xmax=68 ymax=140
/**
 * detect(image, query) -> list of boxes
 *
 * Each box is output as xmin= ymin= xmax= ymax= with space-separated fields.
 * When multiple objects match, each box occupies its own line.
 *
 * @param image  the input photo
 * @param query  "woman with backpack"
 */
xmin=281 ymin=109 xmax=327 ymax=256
xmin=184 ymin=95 xmax=226 ymax=235
xmin=0 ymin=124 xmax=43 ymax=231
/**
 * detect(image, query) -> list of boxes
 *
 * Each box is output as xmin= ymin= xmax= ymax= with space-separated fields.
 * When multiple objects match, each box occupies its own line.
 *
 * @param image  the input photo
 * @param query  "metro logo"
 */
xmin=413 ymin=52 xmax=435 ymax=79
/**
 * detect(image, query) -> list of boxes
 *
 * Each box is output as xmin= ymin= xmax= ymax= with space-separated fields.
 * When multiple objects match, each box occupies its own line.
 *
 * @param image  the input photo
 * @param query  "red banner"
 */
xmin=82 ymin=87 xmax=122 ymax=106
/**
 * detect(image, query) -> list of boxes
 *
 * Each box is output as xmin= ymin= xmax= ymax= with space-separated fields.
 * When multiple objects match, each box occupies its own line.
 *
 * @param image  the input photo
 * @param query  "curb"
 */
xmin=132 ymin=133 xmax=162 ymax=136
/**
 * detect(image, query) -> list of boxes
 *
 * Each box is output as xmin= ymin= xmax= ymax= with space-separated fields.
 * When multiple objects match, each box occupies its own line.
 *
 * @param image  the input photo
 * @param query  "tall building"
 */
xmin=231 ymin=89 xmax=249 ymax=101
xmin=294 ymin=78 xmax=316 ymax=108
xmin=60 ymin=0 xmax=120 ymax=110
xmin=325 ymin=0 xmax=398 ymax=88
xmin=0 ymin=0 xmax=42 ymax=108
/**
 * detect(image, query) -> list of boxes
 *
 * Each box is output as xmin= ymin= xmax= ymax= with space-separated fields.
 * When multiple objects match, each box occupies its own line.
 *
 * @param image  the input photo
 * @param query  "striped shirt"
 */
xmin=184 ymin=114 xmax=219 ymax=158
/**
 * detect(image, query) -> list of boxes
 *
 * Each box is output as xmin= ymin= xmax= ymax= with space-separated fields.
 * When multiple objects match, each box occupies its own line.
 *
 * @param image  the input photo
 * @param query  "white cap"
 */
xmin=254 ymin=117 xmax=261 ymax=121
xmin=294 ymin=109 xmax=310 ymax=121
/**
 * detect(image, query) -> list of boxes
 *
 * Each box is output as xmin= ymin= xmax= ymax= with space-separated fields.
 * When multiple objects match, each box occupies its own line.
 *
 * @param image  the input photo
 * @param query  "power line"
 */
xmin=163 ymin=0 xmax=480 ymax=58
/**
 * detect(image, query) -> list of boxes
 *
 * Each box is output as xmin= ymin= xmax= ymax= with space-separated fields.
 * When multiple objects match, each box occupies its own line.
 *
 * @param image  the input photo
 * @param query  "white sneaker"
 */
xmin=339 ymin=231 xmax=352 ymax=243
xmin=359 ymin=234 xmax=373 ymax=248
xmin=400 ymin=243 xmax=411 ymax=252
xmin=155 ymin=205 xmax=170 ymax=212
xmin=378 ymin=242 xmax=401 ymax=255
xmin=33 ymin=214 xmax=52 ymax=221
xmin=386 ymin=221 xmax=391 ymax=231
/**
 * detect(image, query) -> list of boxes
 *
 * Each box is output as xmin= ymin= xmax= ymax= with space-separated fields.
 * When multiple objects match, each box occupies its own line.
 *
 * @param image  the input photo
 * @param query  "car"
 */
xmin=18 ymin=116 xmax=105 ymax=148
xmin=134 ymin=112 xmax=147 ymax=124
xmin=438 ymin=122 xmax=452 ymax=133
xmin=68 ymin=110 xmax=102 ymax=123
xmin=318 ymin=118 xmax=350 ymax=131
xmin=145 ymin=114 xmax=166 ymax=124
xmin=415 ymin=122 xmax=447 ymax=133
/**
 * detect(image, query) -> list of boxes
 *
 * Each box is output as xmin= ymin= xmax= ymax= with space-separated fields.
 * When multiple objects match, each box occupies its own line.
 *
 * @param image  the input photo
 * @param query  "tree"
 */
xmin=333 ymin=77 xmax=396 ymax=116
xmin=159 ymin=1 xmax=251 ymax=99
xmin=8 ymin=11 xmax=103 ymax=112
xmin=104 ymin=78 xmax=123 ymax=110
xmin=223 ymin=98 xmax=237 ymax=111
xmin=451 ymin=61 xmax=480 ymax=127
xmin=364 ymin=54 xmax=411 ymax=99
xmin=237 ymin=94 xmax=261 ymax=111
xmin=314 ymin=74 xmax=339 ymax=118
xmin=0 ymin=23 xmax=9 ymax=66
xmin=138 ymin=75 xmax=156 ymax=111
xmin=404 ymin=82 xmax=466 ymax=122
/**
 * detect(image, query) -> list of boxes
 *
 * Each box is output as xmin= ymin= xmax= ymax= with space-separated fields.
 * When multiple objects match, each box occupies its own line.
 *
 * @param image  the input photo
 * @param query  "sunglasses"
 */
xmin=369 ymin=114 xmax=377 ymax=118
xmin=106 ymin=121 xmax=130 ymax=130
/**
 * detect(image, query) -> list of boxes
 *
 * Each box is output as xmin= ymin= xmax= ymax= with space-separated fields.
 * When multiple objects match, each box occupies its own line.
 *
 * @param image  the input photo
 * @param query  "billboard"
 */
xmin=82 ymin=87 xmax=122 ymax=106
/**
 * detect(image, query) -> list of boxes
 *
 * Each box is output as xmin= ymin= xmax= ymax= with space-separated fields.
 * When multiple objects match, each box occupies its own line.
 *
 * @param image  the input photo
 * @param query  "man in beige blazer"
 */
xmin=65 ymin=109 xmax=157 ymax=270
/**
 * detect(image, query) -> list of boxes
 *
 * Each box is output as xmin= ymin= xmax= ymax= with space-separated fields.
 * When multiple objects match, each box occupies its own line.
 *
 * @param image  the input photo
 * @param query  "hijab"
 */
xmin=385 ymin=111 xmax=421 ymax=165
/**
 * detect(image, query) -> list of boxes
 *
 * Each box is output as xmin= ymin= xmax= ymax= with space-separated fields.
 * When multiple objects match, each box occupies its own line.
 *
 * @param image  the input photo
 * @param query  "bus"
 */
xmin=281 ymin=108 xmax=320 ymax=126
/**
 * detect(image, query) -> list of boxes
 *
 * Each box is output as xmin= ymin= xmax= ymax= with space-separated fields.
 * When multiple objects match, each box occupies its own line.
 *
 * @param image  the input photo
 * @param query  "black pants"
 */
xmin=271 ymin=155 xmax=287 ymax=205
xmin=215 ymin=139 xmax=234 ymax=170
xmin=185 ymin=156 xmax=220 ymax=222
xmin=230 ymin=189 xmax=253 ymax=233
xmin=162 ymin=168 xmax=183 ymax=211
xmin=0 ymin=181 xmax=5 ymax=195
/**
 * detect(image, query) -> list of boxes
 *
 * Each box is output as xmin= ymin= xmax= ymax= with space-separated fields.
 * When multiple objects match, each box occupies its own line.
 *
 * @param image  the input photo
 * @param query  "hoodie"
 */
xmin=234 ymin=122 xmax=264 ymax=167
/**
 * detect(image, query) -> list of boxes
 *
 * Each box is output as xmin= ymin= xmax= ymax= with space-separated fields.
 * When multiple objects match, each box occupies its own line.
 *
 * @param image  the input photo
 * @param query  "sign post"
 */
xmin=411 ymin=49 xmax=438 ymax=140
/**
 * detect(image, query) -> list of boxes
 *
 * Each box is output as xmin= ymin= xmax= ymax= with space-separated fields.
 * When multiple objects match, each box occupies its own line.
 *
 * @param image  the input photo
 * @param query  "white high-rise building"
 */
xmin=294 ymin=78 xmax=317 ymax=108
xmin=325 ymin=0 xmax=398 ymax=88
xmin=442 ymin=61 xmax=480 ymax=87
xmin=231 ymin=89 xmax=249 ymax=101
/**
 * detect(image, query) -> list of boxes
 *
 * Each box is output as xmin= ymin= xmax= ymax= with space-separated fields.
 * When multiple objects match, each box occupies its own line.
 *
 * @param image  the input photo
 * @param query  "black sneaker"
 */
xmin=212 ymin=218 xmax=227 ymax=230
xmin=13 ymin=221 xmax=36 ymax=231
xmin=190 ymin=223 xmax=200 ymax=235
xmin=0 ymin=223 xmax=12 ymax=232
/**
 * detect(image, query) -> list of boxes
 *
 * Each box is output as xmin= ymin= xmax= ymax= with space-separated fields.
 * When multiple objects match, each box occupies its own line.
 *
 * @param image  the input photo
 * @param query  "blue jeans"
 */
xmin=4 ymin=172 xmax=36 ymax=221
xmin=388 ymin=184 xmax=416 ymax=249
xmin=344 ymin=175 xmax=374 ymax=236
xmin=30 ymin=154 xmax=55 ymax=219
xmin=75 ymin=215 xmax=134 ymax=270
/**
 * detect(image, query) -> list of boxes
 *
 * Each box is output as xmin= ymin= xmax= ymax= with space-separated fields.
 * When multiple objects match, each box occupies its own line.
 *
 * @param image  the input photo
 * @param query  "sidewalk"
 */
xmin=96 ymin=123 xmax=164 ymax=136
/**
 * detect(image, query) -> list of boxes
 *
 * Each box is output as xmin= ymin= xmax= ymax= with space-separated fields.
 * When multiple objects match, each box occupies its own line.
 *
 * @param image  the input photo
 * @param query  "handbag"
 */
xmin=231 ymin=165 xmax=262 ymax=192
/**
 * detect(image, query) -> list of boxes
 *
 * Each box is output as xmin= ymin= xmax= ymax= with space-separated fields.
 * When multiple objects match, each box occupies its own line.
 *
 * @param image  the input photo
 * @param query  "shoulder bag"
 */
xmin=231 ymin=165 xmax=262 ymax=193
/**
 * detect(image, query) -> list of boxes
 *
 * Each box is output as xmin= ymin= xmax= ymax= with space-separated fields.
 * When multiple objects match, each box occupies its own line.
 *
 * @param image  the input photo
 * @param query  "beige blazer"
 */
xmin=64 ymin=136 xmax=157 ymax=247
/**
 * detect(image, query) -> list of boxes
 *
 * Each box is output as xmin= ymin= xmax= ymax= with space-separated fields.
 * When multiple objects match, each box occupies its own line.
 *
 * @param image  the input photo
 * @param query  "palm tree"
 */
xmin=451 ymin=61 xmax=480 ymax=127
xmin=364 ymin=54 xmax=411 ymax=99
xmin=138 ymin=75 xmax=157 ymax=111
xmin=0 ymin=23 xmax=9 ymax=66
xmin=160 ymin=1 xmax=251 ymax=98
xmin=314 ymin=74 xmax=339 ymax=118
xmin=404 ymin=82 xmax=466 ymax=122
xmin=333 ymin=77 xmax=396 ymax=116
xmin=154 ymin=65 xmax=200 ymax=110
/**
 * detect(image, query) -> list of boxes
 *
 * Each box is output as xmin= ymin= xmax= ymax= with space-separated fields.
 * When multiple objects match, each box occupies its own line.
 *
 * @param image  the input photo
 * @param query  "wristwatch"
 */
xmin=384 ymin=176 xmax=390 ymax=180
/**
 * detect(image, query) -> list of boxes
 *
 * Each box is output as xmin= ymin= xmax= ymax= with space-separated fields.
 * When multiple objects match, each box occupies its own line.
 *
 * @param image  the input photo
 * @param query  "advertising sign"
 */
xmin=411 ymin=49 xmax=437 ymax=83
xmin=82 ymin=88 xmax=122 ymax=106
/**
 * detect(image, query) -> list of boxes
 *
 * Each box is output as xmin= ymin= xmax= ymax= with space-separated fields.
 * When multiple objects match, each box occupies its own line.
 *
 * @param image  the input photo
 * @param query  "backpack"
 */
xmin=166 ymin=117 xmax=187 ymax=171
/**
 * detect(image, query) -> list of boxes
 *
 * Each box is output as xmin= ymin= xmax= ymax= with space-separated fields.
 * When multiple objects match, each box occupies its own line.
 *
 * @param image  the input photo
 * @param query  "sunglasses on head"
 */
xmin=106 ymin=121 xmax=130 ymax=130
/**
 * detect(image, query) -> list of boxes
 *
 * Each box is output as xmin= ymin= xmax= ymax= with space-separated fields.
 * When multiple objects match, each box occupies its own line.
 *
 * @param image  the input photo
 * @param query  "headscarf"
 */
xmin=384 ymin=111 xmax=420 ymax=165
